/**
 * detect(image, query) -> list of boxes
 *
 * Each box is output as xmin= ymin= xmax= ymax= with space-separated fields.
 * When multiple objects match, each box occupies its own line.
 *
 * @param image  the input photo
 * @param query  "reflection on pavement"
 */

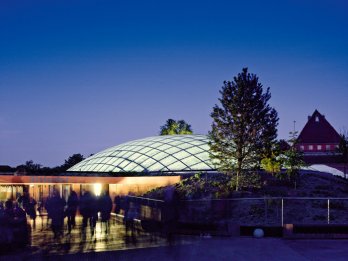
xmin=24 ymin=216 xmax=172 ymax=256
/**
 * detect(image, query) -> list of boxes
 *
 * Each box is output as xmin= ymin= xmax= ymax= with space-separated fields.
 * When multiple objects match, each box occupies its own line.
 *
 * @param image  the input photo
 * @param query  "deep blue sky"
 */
xmin=1 ymin=0 xmax=347 ymax=167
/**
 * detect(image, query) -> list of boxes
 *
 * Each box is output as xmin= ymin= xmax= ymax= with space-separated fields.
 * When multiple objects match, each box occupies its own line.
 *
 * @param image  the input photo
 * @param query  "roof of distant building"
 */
xmin=298 ymin=110 xmax=341 ymax=144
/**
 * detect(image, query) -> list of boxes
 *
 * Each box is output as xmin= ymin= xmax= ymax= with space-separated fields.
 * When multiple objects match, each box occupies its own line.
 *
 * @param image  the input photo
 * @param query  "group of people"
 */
xmin=44 ymin=190 xmax=113 ymax=238
xmin=0 ymin=199 xmax=29 ymax=246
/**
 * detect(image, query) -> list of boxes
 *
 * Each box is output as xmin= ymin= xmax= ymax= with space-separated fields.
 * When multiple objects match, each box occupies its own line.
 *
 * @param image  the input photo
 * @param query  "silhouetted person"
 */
xmin=17 ymin=192 xmax=29 ymax=211
xmin=46 ymin=190 xmax=66 ymax=239
xmin=66 ymin=191 xmax=79 ymax=234
xmin=99 ymin=191 xmax=113 ymax=234
xmin=3 ymin=200 xmax=15 ymax=244
xmin=114 ymin=195 xmax=121 ymax=214
xmin=13 ymin=202 xmax=27 ymax=223
xmin=80 ymin=190 xmax=97 ymax=236
xmin=26 ymin=197 xmax=37 ymax=229
xmin=124 ymin=197 xmax=138 ymax=240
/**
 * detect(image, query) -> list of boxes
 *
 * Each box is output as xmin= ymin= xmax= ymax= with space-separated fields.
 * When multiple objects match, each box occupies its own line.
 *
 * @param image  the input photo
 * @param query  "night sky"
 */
xmin=1 ymin=0 xmax=347 ymax=167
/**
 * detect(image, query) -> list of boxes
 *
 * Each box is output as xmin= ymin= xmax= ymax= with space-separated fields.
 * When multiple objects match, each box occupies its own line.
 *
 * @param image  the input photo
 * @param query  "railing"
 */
xmin=124 ymin=195 xmax=164 ymax=222
xmin=180 ymin=197 xmax=348 ymax=226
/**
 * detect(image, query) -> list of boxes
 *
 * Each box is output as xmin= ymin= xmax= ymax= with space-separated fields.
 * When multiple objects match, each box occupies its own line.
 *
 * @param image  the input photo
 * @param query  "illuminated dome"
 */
xmin=68 ymin=135 xmax=215 ymax=173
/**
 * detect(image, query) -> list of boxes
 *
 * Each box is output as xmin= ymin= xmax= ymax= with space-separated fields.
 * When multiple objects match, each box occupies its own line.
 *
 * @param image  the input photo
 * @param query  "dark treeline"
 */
xmin=1 ymin=153 xmax=85 ymax=175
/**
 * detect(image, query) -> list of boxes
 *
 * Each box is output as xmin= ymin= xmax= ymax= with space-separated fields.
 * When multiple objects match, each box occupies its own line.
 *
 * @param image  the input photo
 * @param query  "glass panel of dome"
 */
xmin=114 ymin=151 xmax=126 ymax=157
xmin=181 ymin=156 xmax=199 ymax=166
xmin=132 ymin=145 xmax=145 ymax=151
xmin=98 ymin=165 xmax=110 ymax=172
xmin=101 ymin=157 xmax=113 ymax=164
xmin=160 ymin=156 xmax=179 ymax=167
xmin=156 ymin=144 xmax=172 ymax=151
xmin=141 ymin=158 xmax=157 ymax=168
xmin=172 ymin=150 xmax=191 ymax=160
xmin=134 ymin=154 xmax=149 ymax=163
xmin=147 ymin=162 xmax=167 ymax=172
xmin=130 ymin=165 xmax=144 ymax=172
xmin=186 ymin=146 xmax=204 ymax=154
xmin=138 ymin=147 xmax=152 ymax=154
xmin=118 ymin=159 xmax=130 ymax=169
xmin=113 ymin=166 xmax=123 ymax=172
xmin=123 ymin=162 xmax=138 ymax=171
xmin=190 ymin=162 xmax=211 ymax=170
xmin=152 ymin=151 xmax=168 ymax=161
xmin=92 ymin=164 xmax=103 ymax=171
xmin=79 ymin=164 xmax=89 ymax=170
xmin=195 ymin=152 xmax=210 ymax=160
xmin=188 ymin=140 xmax=205 ymax=146
xmin=127 ymin=152 xmax=142 ymax=161
xmin=106 ymin=158 xmax=118 ymax=165
xmin=165 ymin=147 xmax=181 ymax=154
xmin=97 ymin=152 xmax=108 ymax=158
xmin=166 ymin=138 xmax=183 ymax=145
xmin=122 ymin=151 xmax=134 ymax=158
xmin=113 ymin=158 xmax=126 ymax=167
xmin=87 ymin=159 xmax=99 ymax=165
xmin=176 ymin=142 xmax=193 ymax=149
xmin=144 ymin=148 xmax=161 ymax=157
xmin=167 ymin=161 xmax=187 ymax=170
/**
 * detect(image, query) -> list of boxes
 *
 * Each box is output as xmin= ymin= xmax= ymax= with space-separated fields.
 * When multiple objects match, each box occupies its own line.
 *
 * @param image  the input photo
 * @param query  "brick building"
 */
xmin=297 ymin=110 xmax=342 ymax=164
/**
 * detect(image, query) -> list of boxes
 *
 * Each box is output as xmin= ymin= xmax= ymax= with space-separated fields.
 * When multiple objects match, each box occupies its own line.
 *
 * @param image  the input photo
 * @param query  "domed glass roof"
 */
xmin=68 ymin=134 xmax=215 ymax=173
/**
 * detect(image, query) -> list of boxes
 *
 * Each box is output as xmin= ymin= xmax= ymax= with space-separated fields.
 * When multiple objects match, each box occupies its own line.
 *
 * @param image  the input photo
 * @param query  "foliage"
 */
xmin=61 ymin=153 xmax=85 ymax=171
xmin=261 ymin=155 xmax=281 ymax=175
xmin=209 ymin=68 xmax=279 ymax=191
xmin=281 ymin=131 xmax=305 ymax=187
xmin=338 ymin=133 xmax=348 ymax=178
xmin=15 ymin=153 xmax=85 ymax=175
xmin=144 ymin=172 xmax=262 ymax=200
xmin=160 ymin=119 xmax=193 ymax=135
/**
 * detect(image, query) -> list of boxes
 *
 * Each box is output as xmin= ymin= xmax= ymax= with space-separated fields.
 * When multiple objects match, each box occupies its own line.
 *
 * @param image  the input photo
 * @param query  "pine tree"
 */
xmin=160 ymin=119 xmax=193 ymax=135
xmin=281 ymin=131 xmax=305 ymax=188
xmin=209 ymin=68 xmax=278 ymax=191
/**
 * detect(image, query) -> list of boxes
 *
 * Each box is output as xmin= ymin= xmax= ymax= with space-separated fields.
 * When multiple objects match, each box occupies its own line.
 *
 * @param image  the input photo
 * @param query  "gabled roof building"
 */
xmin=297 ymin=110 xmax=342 ymax=163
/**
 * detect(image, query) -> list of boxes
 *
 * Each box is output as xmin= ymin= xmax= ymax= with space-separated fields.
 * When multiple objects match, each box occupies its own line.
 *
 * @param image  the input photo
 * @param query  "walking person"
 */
xmin=80 ymin=190 xmax=97 ymax=236
xmin=114 ymin=195 xmax=121 ymax=214
xmin=17 ymin=191 xmax=29 ymax=211
xmin=99 ymin=191 xmax=113 ymax=234
xmin=26 ymin=197 xmax=37 ymax=229
xmin=66 ymin=190 xmax=79 ymax=234
xmin=46 ymin=190 xmax=66 ymax=239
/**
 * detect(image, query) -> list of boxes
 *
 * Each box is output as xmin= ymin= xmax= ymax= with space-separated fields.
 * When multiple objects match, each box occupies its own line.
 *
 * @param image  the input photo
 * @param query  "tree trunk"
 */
xmin=236 ymin=158 xmax=242 ymax=191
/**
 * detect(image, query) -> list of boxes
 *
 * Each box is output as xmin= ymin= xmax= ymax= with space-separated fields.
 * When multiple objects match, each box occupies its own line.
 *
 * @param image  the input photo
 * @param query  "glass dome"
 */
xmin=68 ymin=134 xmax=215 ymax=173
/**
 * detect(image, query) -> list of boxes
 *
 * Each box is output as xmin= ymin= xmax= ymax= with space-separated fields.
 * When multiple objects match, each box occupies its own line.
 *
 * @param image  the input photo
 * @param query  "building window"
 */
xmin=315 ymin=116 xmax=319 ymax=122
xmin=308 ymin=145 xmax=313 ymax=150
xmin=317 ymin=145 xmax=322 ymax=150
xmin=300 ymin=145 xmax=304 ymax=151
xmin=326 ymin=145 xmax=331 ymax=150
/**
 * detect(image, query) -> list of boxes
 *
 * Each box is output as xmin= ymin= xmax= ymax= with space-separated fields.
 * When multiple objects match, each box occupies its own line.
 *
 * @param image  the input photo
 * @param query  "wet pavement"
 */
xmin=1 ymin=216 xmax=348 ymax=260
xmin=1 ymin=215 xmax=188 ymax=259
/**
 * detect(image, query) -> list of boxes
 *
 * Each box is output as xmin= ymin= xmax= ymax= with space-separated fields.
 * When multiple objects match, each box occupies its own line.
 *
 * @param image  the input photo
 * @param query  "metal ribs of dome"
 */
xmin=68 ymin=135 xmax=215 ymax=173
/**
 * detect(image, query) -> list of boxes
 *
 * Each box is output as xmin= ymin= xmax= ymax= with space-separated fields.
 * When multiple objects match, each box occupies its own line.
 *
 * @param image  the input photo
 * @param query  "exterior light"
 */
xmin=94 ymin=183 xmax=102 ymax=196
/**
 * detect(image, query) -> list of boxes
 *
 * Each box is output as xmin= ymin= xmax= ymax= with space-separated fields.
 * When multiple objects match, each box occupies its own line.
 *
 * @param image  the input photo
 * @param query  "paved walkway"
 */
xmin=1 ymin=216 xmax=348 ymax=260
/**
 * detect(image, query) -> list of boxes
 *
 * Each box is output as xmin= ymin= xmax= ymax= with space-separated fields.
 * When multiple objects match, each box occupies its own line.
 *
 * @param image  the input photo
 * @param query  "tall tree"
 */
xmin=160 ymin=119 xmax=193 ymax=135
xmin=62 ymin=153 xmax=85 ymax=171
xmin=209 ymin=68 xmax=279 ymax=191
